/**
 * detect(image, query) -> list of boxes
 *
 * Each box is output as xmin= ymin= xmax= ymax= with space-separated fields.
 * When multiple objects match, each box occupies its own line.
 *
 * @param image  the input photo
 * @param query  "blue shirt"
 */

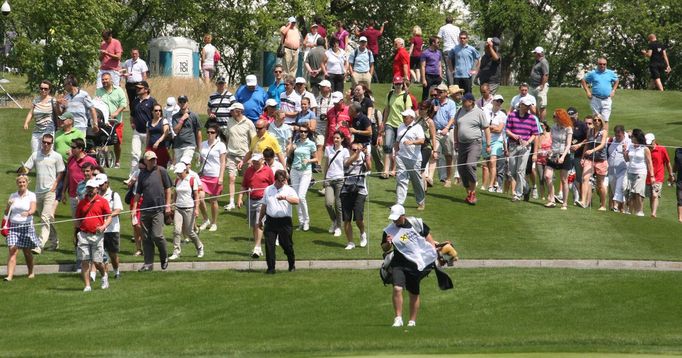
xmin=296 ymin=110 xmax=316 ymax=126
xmin=448 ymin=45 xmax=479 ymax=78
xmin=433 ymin=98 xmax=457 ymax=130
xmin=236 ymin=85 xmax=267 ymax=122
xmin=585 ymin=69 xmax=618 ymax=98
xmin=348 ymin=48 xmax=374 ymax=73
xmin=267 ymin=81 xmax=285 ymax=107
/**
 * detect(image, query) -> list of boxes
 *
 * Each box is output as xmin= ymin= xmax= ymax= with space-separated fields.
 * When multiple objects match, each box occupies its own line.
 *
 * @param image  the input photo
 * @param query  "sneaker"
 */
xmin=554 ymin=195 xmax=564 ymax=204
xmin=417 ymin=203 xmax=425 ymax=211
xmin=251 ymin=246 xmax=262 ymax=259
xmin=488 ymin=186 xmax=495 ymax=192
xmin=532 ymin=187 xmax=538 ymax=199
xmin=333 ymin=228 xmax=342 ymax=237
xmin=302 ymin=221 xmax=310 ymax=231
xmin=169 ymin=253 xmax=180 ymax=260
xmin=209 ymin=224 xmax=218 ymax=232
xmin=468 ymin=192 xmax=477 ymax=205
xmin=574 ymin=199 xmax=580 ymax=206
xmin=345 ymin=242 xmax=356 ymax=250
xmin=636 ymin=211 xmax=645 ymax=217
xmin=161 ymin=259 xmax=169 ymax=271
xmin=114 ymin=162 xmax=121 ymax=169
xmin=496 ymin=186 xmax=503 ymax=193
xmin=275 ymin=238 xmax=280 ymax=246
xmin=443 ymin=179 xmax=452 ymax=188
xmin=560 ymin=206 xmax=568 ymax=211
xmin=328 ymin=224 xmax=336 ymax=234
xmin=199 ymin=220 xmax=211 ymax=231
xmin=197 ymin=246 xmax=204 ymax=258
xmin=407 ymin=320 xmax=416 ymax=327
xmin=224 ymin=202 xmax=236 ymax=211
xmin=183 ymin=238 xmax=190 ymax=244
xmin=138 ymin=265 xmax=153 ymax=272
xmin=360 ymin=233 xmax=368 ymax=248
xmin=317 ymin=188 xmax=325 ymax=195
xmin=83 ymin=286 xmax=92 ymax=292
xmin=90 ymin=271 xmax=96 ymax=282
xmin=101 ymin=275 xmax=109 ymax=290
xmin=114 ymin=271 xmax=120 ymax=279
xmin=511 ymin=195 xmax=521 ymax=202
xmin=523 ymin=189 xmax=531 ymax=202
xmin=392 ymin=316 xmax=404 ymax=327
xmin=31 ymin=247 xmax=42 ymax=255
xmin=577 ymin=201 xmax=588 ymax=209
xmin=480 ymin=185 xmax=486 ymax=191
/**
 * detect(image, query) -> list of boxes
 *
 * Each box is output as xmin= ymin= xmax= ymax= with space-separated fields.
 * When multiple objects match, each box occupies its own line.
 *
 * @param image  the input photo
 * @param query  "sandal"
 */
xmin=544 ymin=202 xmax=556 ymax=208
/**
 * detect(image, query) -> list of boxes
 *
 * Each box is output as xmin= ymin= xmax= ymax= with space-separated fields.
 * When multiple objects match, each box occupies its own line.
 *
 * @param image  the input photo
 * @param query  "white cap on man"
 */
xmin=288 ymin=16 xmax=296 ymax=23
xmin=85 ymin=179 xmax=99 ymax=188
xmin=520 ymin=97 xmax=534 ymax=106
xmin=94 ymin=173 xmax=108 ymax=185
xmin=295 ymin=77 xmax=306 ymax=84
xmin=246 ymin=75 xmax=257 ymax=86
xmin=401 ymin=109 xmax=416 ymax=118
xmin=319 ymin=80 xmax=331 ymax=88
xmin=388 ymin=204 xmax=405 ymax=220
xmin=229 ymin=102 xmax=245 ymax=111
xmin=645 ymin=133 xmax=655 ymax=145
xmin=532 ymin=46 xmax=544 ymax=54
xmin=331 ymin=91 xmax=344 ymax=104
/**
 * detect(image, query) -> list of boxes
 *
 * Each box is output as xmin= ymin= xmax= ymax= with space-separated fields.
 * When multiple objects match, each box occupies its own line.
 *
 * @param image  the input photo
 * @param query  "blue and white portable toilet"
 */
xmin=148 ymin=37 xmax=200 ymax=78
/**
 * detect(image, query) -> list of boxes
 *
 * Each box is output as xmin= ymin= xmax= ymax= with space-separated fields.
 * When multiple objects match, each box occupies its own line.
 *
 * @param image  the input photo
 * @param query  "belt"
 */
xmin=284 ymin=46 xmax=298 ymax=51
xmin=354 ymin=71 xmax=369 ymax=74
xmin=593 ymin=95 xmax=609 ymax=100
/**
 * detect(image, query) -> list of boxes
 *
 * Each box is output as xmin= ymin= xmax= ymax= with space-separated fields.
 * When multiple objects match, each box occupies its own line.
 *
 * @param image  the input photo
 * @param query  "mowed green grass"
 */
xmin=0 ymin=86 xmax=681 ymax=266
xmin=1 ymin=268 xmax=681 ymax=356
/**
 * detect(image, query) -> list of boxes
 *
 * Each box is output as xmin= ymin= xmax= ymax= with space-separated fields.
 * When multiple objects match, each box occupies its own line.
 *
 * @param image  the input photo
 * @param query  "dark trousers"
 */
xmin=457 ymin=140 xmax=482 ymax=189
xmin=455 ymin=77 xmax=472 ymax=94
xmin=328 ymin=73 xmax=345 ymax=93
xmin=125 ymin=82 xmax=139 ymax=113
xmin=141 ymin=210 xmax=168 ymax=266
xmin=264 ymin=216 xmax=295 ymax=271
xmin=422 ymin=74 xmax=442 ymax=101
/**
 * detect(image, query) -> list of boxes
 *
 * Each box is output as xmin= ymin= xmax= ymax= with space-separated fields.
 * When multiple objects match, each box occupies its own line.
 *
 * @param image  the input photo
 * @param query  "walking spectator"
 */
xmin=169 ymin=163 xmax=204 ymax=260
xmin=674 ymin=147 xmax=682 ymax=222
xmin=623 ymin=129 xmax=654 ymax=216
xmin=476 ymin=83 xmax=494 ymax=110
xmin=324 ymin=131 xmax=349 ymax=237
xmin=236 ymin=75 xmax=268 ymax=122
xmin=305 ymin=37 xmax=327 ymax=95
xmin=380 ymin=77 xmax=413 ymax=179
xmin=534 ymin=121 xmax=552 ymax=201
xmin=325 ymin=91 xmax=351 ymax=145
xmin=392 ymin=38 xmax=410 ymax=83
xmin=267 ymin=65 xmax=286 ymax=106
xmin=242 ymin=119 xmax=287 ymax=168
xmin=288 ymin=124 xmax=318 ymax=231
xmin=381 ymin=204 xmax=438 ymax=328
xmin=348 ymin=102 xmax=372 ymax=147
xmin=264 ymin=147 xmax=285 ymax=174
xmin=280 ymin=75 xmax=300 ymax=124
xmin=96 ymin=174 xmax=122 ymax=279
xmin=394 ymin=109 xmax=426 ymax=210
xmin=132 ymin=151 xmax=172 ymax=271
xmin=579 ymin=115 xmax=608 ymax=210
xmin=431 ymin=83 xmax=457 ymax=187
xmin=325 ymin=37 xmax=348 ymax=93
xmin=334 ymin=21 xmax=350 ymax=50
xmin=420 ymin=36 xmax=443 ymax=101
xmin=75 ymin=179 xmax=111 ymax=291
xmin=482 ymin=95 xmax=506 ymax=192
xmin=59 ymin=75 xmax=98 ymax=134
xmin=223 ymin=103 xmax=256 ymax=211
xmin=454 ymin=93 xmax=490 ymax=205
xmin=122 ymin=48 xmax=149 ymax=110
xmin=478 ymin=37 xmax=501 ymax=94
xmin=581 ymin=57 xmax=619 ymax=128
xmin=544 ymin=109 xmax=573 ymax=210
xmin=506 ymin=97 xmax=539 ymax=202
xmin=313 ymin=16 xmax=327 ymax=38
xmin=280 ymin=17 xmax=302 ymax=77
xmin=197 ymin=124 xmax=226 ymax=231
xmin=206 ymin=76 xmax=236 ymax=135
xmin=65 ymin=138 xmax=98 ymax=215
xmin=258 ymin=170 xmax=299 ymax=274
xmin=529 ymin=46 xmax=550 ymax=121
xmin=416 ymin=100 xmax=437 ymax=190
xmin=641 ymin=34 xmax=671 ymax=91
xmin=172 ymin=95 xmax=202 ymax=167
xmin=23 ymin=80 xmax=57 ymax=153
xmin=3 ymin=175 xmax=39 ymax=281
xmin=200 ymin=34 xmax=218 ymax=83
xmin=448 ymin=31 xmax=479 ymax=95
xmin=607 ymin=125 xmax=630 ymax=212
xmin=97 ymin=30 xmax=122 ymax=88
xmin=408 ymin=26 xmax=423 ymax=84
xmin=361 ymin=19 xmax=386 ymax=82
xmin=292 ymin=77 xmax=318 ymax=113
xmin=268 ymin=110 xmax=293 ymax=158
xmin=260 ymin=99 xmax=278 ymax=123
xmin=568 ymin=108 xmax=589 ymax=205
xmin=437 ymin=15 xmax=460 ymax=85
xmin=303 ymin=23 xmax=322 ymax=63
xmin=146 ymin=103 xmax=170 ymax=168
xmin=237 ymin=153 xmax=274 ymax=259
xmin=54 ymin=113 xmax=85 ymax=163
xmin=95 ymin=73 xmax=127 ymax=168
xmin=127 ymin=77 xmax=156 ymax=182
xmin=348 ymin=36 xmax=374 ymax=89
xmin=341 ymin=142 xmax=371 ymax=249
xmin=22 ymin=133 xmax=64 ymax=253
xmin=645 ymin=133 xmax=674 ymax=218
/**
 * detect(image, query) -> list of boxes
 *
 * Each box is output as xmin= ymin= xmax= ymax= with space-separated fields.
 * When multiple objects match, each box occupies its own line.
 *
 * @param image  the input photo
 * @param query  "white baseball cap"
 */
xmin=229 ymin=102 xmax=245 ymax=111
xmin=265 ymin=98 xmax=278 ymax=107
xmin=388 ymin=204 xmax=405 ymax=220
xmin=532 ymin=46 xmax=544 ymax=54
xmin=331 ymin=91 xmax=344 ymax=104
xmin=85 ymin=179 xmax=99 ymax=188
xmin=165 ymin=97 xmax=177 ymax=110
xmin=401 ymin=109 xmax=416 ymax=118
xmin=246 ymin=75 xmax=257 ymax=86
xmin=359 ymin=36 xmax=368 ymax=42
xmin=520 ymin=97 xmax=534 ymax=106
xmin=645 ymin=133 xmax=655 ymax=145
xmin=295 ymin=77 xmax=306 ymax=84
xmin=173 ymin=162 xmax=187 ymax=173
xmin=94 ymin=173 xmax=108 ymax=185
xmin=251 ymin=152 xmax=264 ymax=161
xmin=319 ymin=80 xmax=331 ymax=88
xmin=288 ymin=16 xmax=296 ymax=23
xmin=492 ymin=94 xmax=504 ymax=102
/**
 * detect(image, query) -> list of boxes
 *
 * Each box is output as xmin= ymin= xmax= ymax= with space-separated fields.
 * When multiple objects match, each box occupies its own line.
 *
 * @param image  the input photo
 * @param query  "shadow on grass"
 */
xmin=229 ymin=236 xmax=251 ymax=242
xmin=312 ymin=240 xmax=346 ymax=248
xmin=214 ymin=250 xmax=251 ymax=257
xmin=427 ymin=192 xmax=467 ymax=204
xmin=222 ymin=211 xmax=247 ymax=220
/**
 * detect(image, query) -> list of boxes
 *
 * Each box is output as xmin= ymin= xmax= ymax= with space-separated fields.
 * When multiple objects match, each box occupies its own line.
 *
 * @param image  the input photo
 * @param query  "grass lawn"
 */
xmin=0 ymin=85 xmax=681 ymax=266
xmin=1 ymin=268 xmax=681 ymax=356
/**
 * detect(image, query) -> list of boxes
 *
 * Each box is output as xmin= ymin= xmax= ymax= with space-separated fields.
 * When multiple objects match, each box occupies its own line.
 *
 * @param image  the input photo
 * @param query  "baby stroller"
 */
xmin=86 ymin=98 xmax=119 ymax=168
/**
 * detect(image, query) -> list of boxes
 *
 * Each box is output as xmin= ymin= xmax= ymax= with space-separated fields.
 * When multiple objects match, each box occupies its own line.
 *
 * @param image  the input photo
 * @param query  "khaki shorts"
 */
xmin=436 ymin=131 xmax=454 ymax=157
xmin=646 ymin=182 xmax=663 ymax=198
xmin=530 ymin=83 xmax=549 ymax=108
xmin=626 ymin=173 xmax=646 ymax=198
xmin=226 ymin=154 xmax=243 ymax=177
xmin=77 ymin=231 xmax=104 ymax=263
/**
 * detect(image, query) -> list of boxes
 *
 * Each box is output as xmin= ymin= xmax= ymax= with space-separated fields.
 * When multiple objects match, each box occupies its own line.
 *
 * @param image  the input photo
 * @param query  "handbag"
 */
xmin=164 ymin=209 xmax=174 ymax=225
xmin=277 ymin=31 xmax=286 ymax=58
xmin=2 ymin=201 xmax=15 ymax=237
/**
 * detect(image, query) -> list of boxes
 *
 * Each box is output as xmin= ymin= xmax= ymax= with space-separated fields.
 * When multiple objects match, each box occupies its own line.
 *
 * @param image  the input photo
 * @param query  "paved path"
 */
xmin=3 ymin=259 xmax=682 ymax=275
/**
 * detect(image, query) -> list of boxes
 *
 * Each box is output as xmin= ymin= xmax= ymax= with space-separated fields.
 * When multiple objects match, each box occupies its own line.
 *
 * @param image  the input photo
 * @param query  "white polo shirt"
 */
xmin=261 ymin=184 xmax=298 ymax=218
xmin=396 ymin=123 xmax=425 ymax=161
xmin=123 ymin=58 xmax=149 ymax=83
xmin=101 ymin=188 xmax=123 ymax=233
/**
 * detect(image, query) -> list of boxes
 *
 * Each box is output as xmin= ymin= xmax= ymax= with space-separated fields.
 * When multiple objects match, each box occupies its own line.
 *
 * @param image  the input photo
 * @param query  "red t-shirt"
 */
xmin=362 ymin=27 xmax=382 ymax=55
xmin=317 ymin=25 xmax=327 ymax=39
xmin=242 ymin=165 xmax=274 ymax=200
xmin=647 ymin=145 xmax=670 ymax=184
xmin=76 ymin=195 xmax=111 ymax=234
xmin=325 ymin=104 xmax=351 ymax=146
xmin=393 ymin=47 xmax=411 ymax=80
xmin=67 ymin=155 xmax=98 ymax=198
xmin=100 ymin=38 xmax=122 ymax=70
xmin=410 ymin=36 xmax=423 ymax=58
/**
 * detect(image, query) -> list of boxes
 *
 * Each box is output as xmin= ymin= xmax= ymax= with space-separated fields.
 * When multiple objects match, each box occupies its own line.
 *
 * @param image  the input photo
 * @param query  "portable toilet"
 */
xmin=148 ymin=37 xmax=200 ymax=78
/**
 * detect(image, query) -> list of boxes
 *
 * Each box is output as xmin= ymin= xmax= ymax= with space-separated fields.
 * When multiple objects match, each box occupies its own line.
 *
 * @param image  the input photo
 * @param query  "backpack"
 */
xmin=213 ymin=50 xmax=221 ymax=64
xmin=350 ymin=48 xmax=373 ymax=68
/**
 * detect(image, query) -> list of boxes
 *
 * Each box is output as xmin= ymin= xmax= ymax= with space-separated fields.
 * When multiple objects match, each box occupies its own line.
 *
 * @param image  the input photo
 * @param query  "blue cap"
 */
xmin=462 ymin=93 xmax=476 ymax=102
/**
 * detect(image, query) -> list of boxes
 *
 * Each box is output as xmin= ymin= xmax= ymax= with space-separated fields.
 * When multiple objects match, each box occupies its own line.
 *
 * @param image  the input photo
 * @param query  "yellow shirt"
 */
xmin=250 ymin=131 xmax=282 ymax=154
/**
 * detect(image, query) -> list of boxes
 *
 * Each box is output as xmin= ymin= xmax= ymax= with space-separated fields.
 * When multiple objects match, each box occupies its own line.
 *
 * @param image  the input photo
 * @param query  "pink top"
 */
xmin=410 ymin=36 xmax=423 ymax=57
xmin=335 ymin=29 xmax=349 ymax=49
xmin=100 ymin=38 xmax=122 ymax=70
xmin=536 ymin=134 xmax=552 ymax=165
xmin=66 ymin=155 xmax=98 ymax=197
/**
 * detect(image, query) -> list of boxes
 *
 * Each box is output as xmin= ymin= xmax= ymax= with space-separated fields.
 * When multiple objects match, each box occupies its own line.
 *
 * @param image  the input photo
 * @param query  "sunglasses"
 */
xmin=39 ymin=87 xmax=50 ymax=91
xmin=207 ymin=131 xmax=217 ymax=134
xmin=42 ymin=141 xmax=53 ymax=145
xmin=153 ymin=109 xmax=162 ymax=112
xmin=299 ymin=130 xmax=309 ymax=134
xmin=597 ymin=63 xmax=607 ymax=65
xmin=274 ymin=70 xmax=282 ymax=74
xmin=586 ymin=122 xmax=593 ymax=125
xmin=70 ymin=145 xmax=80 ymax=149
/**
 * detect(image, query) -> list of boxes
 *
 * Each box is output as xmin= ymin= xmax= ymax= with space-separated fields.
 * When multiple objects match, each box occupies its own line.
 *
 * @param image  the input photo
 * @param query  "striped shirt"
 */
xmin=505 ymin=111 xmax=539 ymax=142
xmin=207 ymin=90 xmax=236 ymax=126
